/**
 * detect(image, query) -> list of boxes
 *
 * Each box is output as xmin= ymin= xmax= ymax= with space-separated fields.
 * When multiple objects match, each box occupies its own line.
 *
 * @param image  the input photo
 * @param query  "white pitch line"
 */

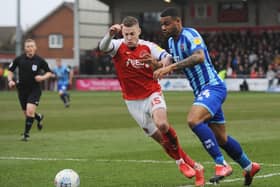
xmin=95 ymin=159 xmax=280 ymax=168
xmin=0 ymin=156 xmax=87 ymax=162
xmin=1 ymin=156 xmax=280 ymax=186
xmin=188 ymin=161 xmax=280 ymax=167
xmin=1 ymin=157 xmax=280 ymax=168
xmin=95 ymin=159 xmax=174 ymax=164
xmin=177 ymin=172 xmax=280 ymax=187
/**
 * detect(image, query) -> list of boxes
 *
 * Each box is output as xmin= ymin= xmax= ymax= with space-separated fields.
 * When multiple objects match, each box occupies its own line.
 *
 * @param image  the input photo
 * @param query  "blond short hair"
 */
xmin=24 ymin=38 xmax=36 ymax=44
xmin=122 ymin=16 xmax=139 ymax=27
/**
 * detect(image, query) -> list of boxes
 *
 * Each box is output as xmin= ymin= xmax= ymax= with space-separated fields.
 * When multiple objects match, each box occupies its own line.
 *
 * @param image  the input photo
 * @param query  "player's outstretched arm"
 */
xmin=174 ymin=49 xmax=205 ymax=70
xmin=153 ymin=64 xmax=174 ymax=80
xmin=138 ymin=53 xmax=164 ymax=70
xmin=153 ymin=50 xmax=205 ymax=79
xmin=99 ymin=24 xmax=122 ymax=52
xmin=35 ymin=72 xmax=53 ymax=82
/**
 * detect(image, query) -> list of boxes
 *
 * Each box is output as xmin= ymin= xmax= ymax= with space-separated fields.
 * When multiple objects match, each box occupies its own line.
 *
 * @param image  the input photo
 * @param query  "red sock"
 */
xmin=161 ymin=126 xmax=182 ymax=161
xmin=179 ymin=147 xmax=195 ymax=168
xmin=161 ymin=137 xmax=180 ymax=160
xmin=165 ymin=126 xmax=179 ymax=148
xmin=163 ymin=126 xmax=196 ymax=167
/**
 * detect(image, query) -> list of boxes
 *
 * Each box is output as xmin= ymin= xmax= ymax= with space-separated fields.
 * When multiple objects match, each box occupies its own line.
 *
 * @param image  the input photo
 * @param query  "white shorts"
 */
xmin=125 ymin=92 xmax=167 ymax=136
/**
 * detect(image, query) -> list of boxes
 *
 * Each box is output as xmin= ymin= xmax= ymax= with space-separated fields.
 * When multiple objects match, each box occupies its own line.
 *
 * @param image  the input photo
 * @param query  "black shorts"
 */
xmin=17 ymin=86 xmax=42 ymax=110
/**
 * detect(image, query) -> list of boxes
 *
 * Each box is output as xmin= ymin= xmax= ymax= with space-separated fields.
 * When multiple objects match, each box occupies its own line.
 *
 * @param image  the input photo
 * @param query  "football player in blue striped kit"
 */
xmin=153 ymin=7 xmax=260 ymax=186
xmin=53 ymin=58 xmax=73 ymax=108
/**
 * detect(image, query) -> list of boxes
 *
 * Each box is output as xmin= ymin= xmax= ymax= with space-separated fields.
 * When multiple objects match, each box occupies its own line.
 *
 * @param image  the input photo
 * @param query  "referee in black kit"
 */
xmin=7 ymin=38 xmax=54 ymax=141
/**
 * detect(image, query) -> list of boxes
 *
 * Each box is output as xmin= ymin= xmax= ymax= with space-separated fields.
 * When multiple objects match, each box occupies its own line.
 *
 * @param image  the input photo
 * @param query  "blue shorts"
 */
xmin=57 ymin=83 xmax=69 ymax=93
xmin=193 ymin=84 xmax=227 ymax=124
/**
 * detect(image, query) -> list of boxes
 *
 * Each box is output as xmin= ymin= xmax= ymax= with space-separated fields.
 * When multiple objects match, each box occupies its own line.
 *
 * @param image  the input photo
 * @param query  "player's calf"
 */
xmin=36 ymin=113 xmax=44 ymax=130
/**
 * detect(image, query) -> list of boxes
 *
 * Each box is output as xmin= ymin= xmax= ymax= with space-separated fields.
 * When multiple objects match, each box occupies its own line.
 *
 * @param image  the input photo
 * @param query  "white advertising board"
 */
xmin=159 ymin=78 xmax=271 ymax=92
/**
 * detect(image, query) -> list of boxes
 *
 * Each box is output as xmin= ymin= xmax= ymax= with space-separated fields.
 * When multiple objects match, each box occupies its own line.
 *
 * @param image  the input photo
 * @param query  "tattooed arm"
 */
xmin=153 ymin=49 xmax=204 ymax=79
xmin=173 ymin=50 xmax=204 ymax=70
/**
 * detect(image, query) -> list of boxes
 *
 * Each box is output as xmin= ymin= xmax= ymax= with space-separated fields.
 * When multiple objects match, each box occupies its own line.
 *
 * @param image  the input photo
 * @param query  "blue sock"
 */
xmin=221 ymin=136 xmax=251 ymax=168
xmin=192 ymin=123 xmax=224 ymax=165
xmin=237 ymin=153 xmax=251 ymax=169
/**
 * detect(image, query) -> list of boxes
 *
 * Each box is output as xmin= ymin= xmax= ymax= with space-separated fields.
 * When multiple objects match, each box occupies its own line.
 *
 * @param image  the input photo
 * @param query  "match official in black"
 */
xmin=8 ymin=38 xmax=53 ymax=141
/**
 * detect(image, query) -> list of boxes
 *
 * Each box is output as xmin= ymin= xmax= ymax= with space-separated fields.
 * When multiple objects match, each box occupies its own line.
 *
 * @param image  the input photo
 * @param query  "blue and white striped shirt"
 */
xmin=53 ymin=65 xmax=71 ymax=85
xmin=168 ymin=27 xmax=224 ymax=96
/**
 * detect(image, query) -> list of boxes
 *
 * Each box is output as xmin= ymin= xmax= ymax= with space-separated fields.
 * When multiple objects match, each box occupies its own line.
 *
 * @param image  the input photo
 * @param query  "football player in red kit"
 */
xmin=99 ymin=16 xmax=204 ymax=186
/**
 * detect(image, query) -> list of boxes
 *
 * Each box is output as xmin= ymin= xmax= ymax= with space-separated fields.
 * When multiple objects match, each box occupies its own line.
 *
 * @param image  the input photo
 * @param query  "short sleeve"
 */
xmin=145 ymin=41 xmax=170 ymax=61
xmin=40 ymin=58 xmax=52 ymax=73
xmin=8 ymin=57 xmax=19 ymax=72
xmin=182 ymin=28 xmax=205 ymax=53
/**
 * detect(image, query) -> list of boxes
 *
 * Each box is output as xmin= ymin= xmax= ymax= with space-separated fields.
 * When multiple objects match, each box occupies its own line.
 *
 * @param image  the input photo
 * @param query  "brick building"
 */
xmin=25 ymin=2 xmax=75 ymax=69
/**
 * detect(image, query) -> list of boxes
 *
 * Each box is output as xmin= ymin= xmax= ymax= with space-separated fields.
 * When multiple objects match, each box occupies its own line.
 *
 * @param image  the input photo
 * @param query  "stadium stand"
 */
xmin=85 ymin=29 xmax=280 ymax=80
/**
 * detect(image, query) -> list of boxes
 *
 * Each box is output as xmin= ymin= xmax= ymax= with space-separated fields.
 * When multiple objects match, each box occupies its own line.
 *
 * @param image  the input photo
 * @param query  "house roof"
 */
xmin=25 ymin=2 xmax=73 ymax=33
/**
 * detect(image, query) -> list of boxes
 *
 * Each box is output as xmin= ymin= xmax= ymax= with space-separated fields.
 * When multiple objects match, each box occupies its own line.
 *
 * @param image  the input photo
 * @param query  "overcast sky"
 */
xmin=0 ymin=0 xmax=74 ymax=30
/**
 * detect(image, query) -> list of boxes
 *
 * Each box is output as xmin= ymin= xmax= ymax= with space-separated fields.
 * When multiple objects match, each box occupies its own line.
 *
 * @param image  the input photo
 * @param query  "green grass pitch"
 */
xmin=0 ymin=91 xmax=280 ymax=187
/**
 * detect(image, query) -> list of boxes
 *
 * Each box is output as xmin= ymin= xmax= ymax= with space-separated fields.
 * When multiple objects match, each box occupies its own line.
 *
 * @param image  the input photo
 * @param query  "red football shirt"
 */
xmin=108 ymin=39 xmax=169 ymax=100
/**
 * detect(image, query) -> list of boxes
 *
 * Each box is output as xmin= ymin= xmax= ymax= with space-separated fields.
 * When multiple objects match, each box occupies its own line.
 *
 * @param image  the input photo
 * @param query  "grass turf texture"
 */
xmin=0 ymin=91 xmax=280 ymax=187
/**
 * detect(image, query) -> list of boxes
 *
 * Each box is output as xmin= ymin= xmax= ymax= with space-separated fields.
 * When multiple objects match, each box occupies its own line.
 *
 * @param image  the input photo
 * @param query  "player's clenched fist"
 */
xmin=8 ymin=80 xmax=16 ymax=88
xmin=109 ymin=24 xmax=122 ymax=36
xmin=153 ymin=66 xmax=173 ymax=80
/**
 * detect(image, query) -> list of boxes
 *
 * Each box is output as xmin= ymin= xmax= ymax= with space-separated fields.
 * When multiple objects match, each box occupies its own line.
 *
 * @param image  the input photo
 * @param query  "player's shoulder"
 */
xmin=181 ymin=28 xmax=204 ymax=46
xmin=138 ymin=39 xmax=153 ymax=45
xmin=182 ymin=27 xmax=201 ymax=38
xmin=34 ymin=55 xmax=47 ymax=62
xmin=14 ymin=54 xmax=25 ymax=61
xmin=63 ymin=64 xmax=71 ymax=70
xmin=138 ymin=39 xmax=160 ymax=49
xmin=110 ymin=38 xmax=124 ymax=53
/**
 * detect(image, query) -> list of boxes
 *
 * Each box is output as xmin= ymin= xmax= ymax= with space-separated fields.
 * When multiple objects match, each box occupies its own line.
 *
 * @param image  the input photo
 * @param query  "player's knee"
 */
xmin=25 ymin=110 xmax=34 ymax=117
xmin=216 ymin=134 xmax=228 ymax=145
xmin=157 ymin=122 xmax=169 ymax=133
xmin=187 ymin=116 xmax=200 ymax=128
